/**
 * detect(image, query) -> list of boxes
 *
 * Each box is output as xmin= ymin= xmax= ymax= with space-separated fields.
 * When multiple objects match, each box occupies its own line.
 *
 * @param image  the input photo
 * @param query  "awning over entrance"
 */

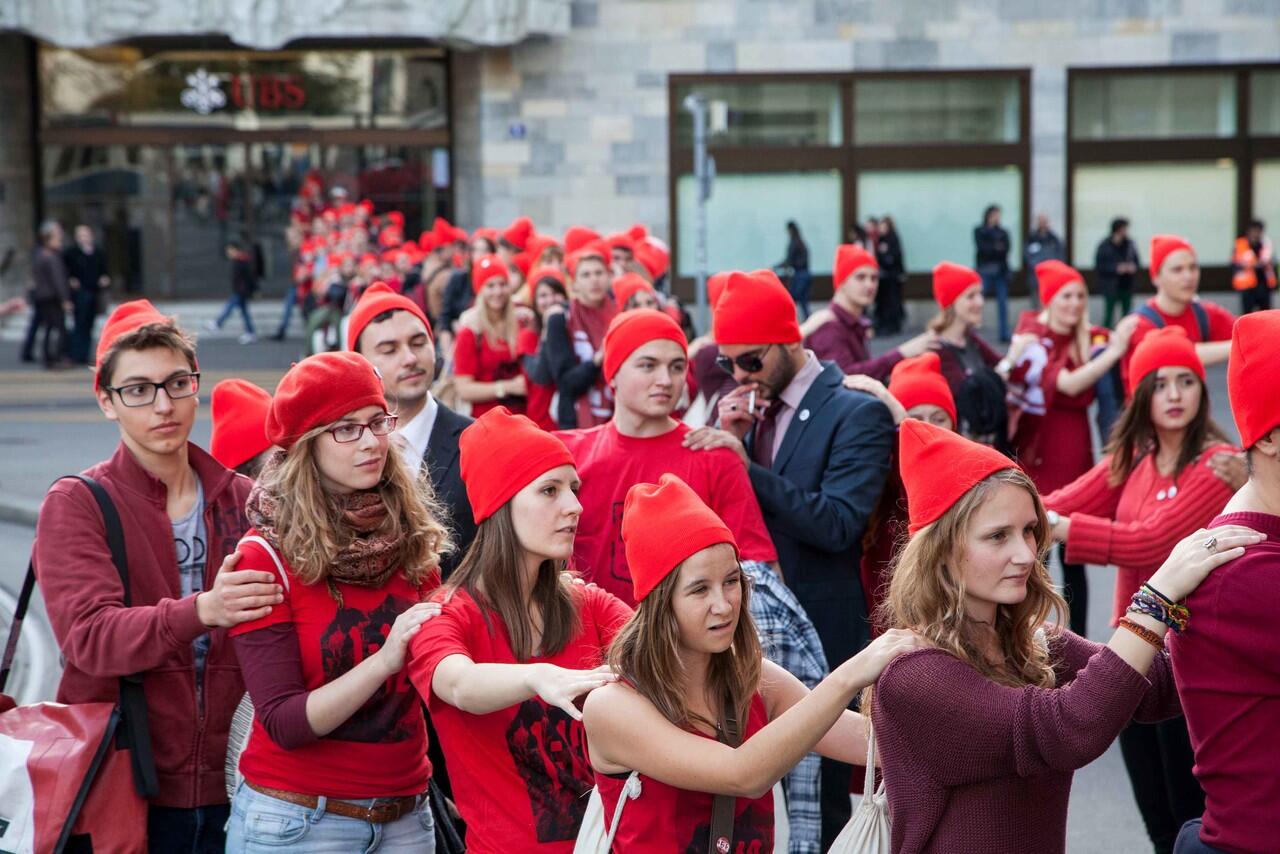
xmin=1 ymin=0 xmax=569 ymax=49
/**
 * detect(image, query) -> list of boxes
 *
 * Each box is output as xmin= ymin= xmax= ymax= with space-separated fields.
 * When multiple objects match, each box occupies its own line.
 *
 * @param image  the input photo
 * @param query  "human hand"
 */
xmin=526 ymin=663 xmax=617 ymax=721
xmin=1109 ymin=314 xmax=1139 ymax=353
xmin=1007 ymin=332 xmax=1038 ymax=363
xmin=374 ymin=602 xmax=443 ymax=676
xmin=195 ymin=551 xmax=284 ymax=628
xmin=843 ymin=374 xmax=907 ymax=424
xmin=898 ymin=330 xmax=940 ymax=359
xmin=1209 ymin=452 xmax=1248 ymax=492
xmin=682 ymin=426 xmax=749 ymax=466
xmin=1145 ymin=525 xmax=1265 ymax=602
xmin=841 ymin=628 xmax=926 ymax=687
xmin=504 ymin=374 xmax=528 ymax=397
xmin=716 ymin=384 xmax=760 ymax=439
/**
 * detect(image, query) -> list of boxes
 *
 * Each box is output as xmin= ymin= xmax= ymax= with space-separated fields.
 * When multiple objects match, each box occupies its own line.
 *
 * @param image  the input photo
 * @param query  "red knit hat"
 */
xmin=529 ymin=265 xmax=567 ymax=290
xmin=621 ymin=473 xmax=737 ymax=602
xmin=1035 ymin=260 xmax=1085 ymax=307
xmin=94 ymin=299 xmax=194 ymax=390
xmin=511 ymin=251 xmax=533 ymax=278
xmin=210 ymin=379 xmax=273 ymax=470
xmin=563 ymin=225 xmax=602 ymax=255
xmin=501 ymin=216 xmax=534 ymax=251
xmin=633 ymin=241 xmax=669 ymax=281
xmin=346 ymin=281 xmax=432 ymax=352
xmin=628 ymin=224 xmax=648 ymax=242
xmin=605 ymin=232 xmax=636 ymax=256
xmin=603 ymin=309 xmax=687 ymax=382
xmin=612 ymin=272 xmax=656 ymax=309
xmin=932 ymin=262 xmax=981 ymax=309
xmin=1228 ymin=309 xmax=1280 ymax=448
xmin=713 ymin=270 xmax=801 ymax=346
xmin=834 ymin=245 xmax=878 ymax=289
xmin=459 ymin=406 xmax=576 ymax=523
xmin=472 ymin=254 xmax=509 ymax=293
xmin=267 ymin=352 xmax=388 ymax=449
xmin=707 ymin=271 xmax=732 ymax=308
xmin=1150 ymin=235 xmax=1195 ymax=278
xmin=899 ymin=419 xmax=1017 ymax=535
xmin=527 ymin=234 xmax=560 ymax=264
xmin=889 ymin=353 xmax=957 ymax=428
xmin=1126 ymin=325 xmax=1204 ymax=395
xmin=567 ymin=243 xmax=609 ymax=278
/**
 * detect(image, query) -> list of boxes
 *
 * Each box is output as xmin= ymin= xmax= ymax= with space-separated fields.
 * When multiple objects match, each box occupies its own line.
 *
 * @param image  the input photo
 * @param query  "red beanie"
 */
xmin=899 ymin=419 xmax=1018 ymax=535
xmin=459 ymin=406 xmax=576 ymax=523
xmin=210 ymin=379 xmax=273 ymax=470
xmin=529 ymin=265 xmax=567 ymax=290
xmin=1035 ymin=260 xmax=1085 ymax=307
xmin=1150 ymin=235 xmax=1195 ymax=279
xmin=267 ymin=352 xmax=388 ymax=449
xmin=472 ymin=254 xmax=509 ymax=293
xmin=628 ymin=224 xmax=648 ymax=242
xmin=95 ymin=299 xmax=194 ymax=390
xmin=713 ymin=270 xmax=801 ymax=346
xmin=621 ymin=473 xmax=737 ymax=602
xmin=932 ymin=262 xmax=981 ymax=309
xmin=612 ymin=272 xmax=656 ymax=309
xmin=563 ymin=225 xmax=602 ymax=255
xmin=567 ymin=244 xmax=609 ymax=278
xmin=633 ymin=241 xmax=669 ymax=281
xmin=511 ymin=251 xmax=533 ymax=278
xmin=502 ymin=216 xmax=534 ymax=251
xmin=1126 ymin=325 xmax=1204 ymax=395
xmin=888 ymin=353 xmax=957 ymax=428
xmin=605 ymin=232 xmax=636 ymax=256
xmin=1228 ymin=309 xmax=1280 ymax=448
xmin=603 ymin=309 xmax=687 ymax=381
xmin=833 ymin=245 xmax=878 ymax=289
xmin=346 ymin=282 xmax=432 ymax=352
xmin=707 ymin=271 xmax=732 ymax=308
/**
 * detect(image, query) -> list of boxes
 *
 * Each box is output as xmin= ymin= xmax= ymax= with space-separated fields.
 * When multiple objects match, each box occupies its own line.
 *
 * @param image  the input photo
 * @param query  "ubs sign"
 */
xmin=180 ymin=67 xmax=307 ymax=115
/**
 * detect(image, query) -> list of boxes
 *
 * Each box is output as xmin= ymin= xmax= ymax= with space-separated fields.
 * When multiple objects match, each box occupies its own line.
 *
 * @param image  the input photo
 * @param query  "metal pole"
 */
xmin=683 ymin=93 xmax=710 ymax=333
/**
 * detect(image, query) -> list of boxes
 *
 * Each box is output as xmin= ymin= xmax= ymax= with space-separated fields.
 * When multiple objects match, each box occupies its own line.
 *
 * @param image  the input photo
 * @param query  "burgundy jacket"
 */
xmin=34 ymin=442 xmax=252 ymax=808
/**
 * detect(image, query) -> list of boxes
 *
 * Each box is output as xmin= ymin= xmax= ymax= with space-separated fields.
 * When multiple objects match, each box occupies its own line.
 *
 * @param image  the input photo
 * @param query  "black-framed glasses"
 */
xmin=716 ymin=344 xmax=772 ymax=376
xmin=325 ymin=414 xmax=398 ymax=443
xmin=106 ymin=372 xmax=201 ymax=407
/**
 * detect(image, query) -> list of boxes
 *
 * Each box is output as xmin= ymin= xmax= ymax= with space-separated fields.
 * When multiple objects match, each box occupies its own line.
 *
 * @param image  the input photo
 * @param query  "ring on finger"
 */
xmin=1202 ymin=536 xmax=1218 ymax=552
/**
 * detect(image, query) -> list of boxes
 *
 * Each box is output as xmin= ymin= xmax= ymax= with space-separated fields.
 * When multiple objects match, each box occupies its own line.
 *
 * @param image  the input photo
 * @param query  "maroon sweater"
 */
xmin=872 ymin=630 xmax=1180 ymax=854
xmin=1168 ymin=510 xmax=1280 ymax=854
xmin=804 ymin=302 xmax=903 ymax=381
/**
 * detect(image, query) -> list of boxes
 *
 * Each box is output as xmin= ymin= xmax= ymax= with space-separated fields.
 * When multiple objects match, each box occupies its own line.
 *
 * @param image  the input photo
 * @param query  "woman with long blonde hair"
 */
xmin=868 ymin=419 xmax=1260 ymax=854
xmin=583 ymin=473 xmax=921 ymax=852
xmin=226 ymin=351 xmax=452 ymax=852
xmin=453 ymin=253 xmax=529 ymax=417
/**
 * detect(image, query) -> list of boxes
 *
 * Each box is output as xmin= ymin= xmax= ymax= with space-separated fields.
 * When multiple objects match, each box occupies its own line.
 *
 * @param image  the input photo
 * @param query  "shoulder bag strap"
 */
xmin=709 ymin=701 xmax=741 ymax=854
xmin=1134 ymin=303 xmax=1166 ymax=330
xmin=862 ymin=719 xmax=879 ymax=795
xmin=71 ymin=474 xmax=160 ymax=799
xmin=0 ymin=562 xmax=37 ymax=693
xmin=604 ymin=771 xmax=641 ymax=851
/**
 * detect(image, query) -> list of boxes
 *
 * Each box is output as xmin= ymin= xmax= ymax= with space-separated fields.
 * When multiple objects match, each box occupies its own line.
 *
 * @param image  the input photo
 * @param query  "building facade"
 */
xmin=2 ymin=1 xmax=1279 ymax=300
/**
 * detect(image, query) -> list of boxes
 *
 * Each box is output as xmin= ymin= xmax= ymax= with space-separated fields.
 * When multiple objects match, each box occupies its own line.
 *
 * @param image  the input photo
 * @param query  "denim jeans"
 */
xmin=979 ymin=268 xmax=1010 ymax=341
xmin=1173 ymin=819 xmax=1229 ymax=854
xmin=225 ymin=782 xmax=435 ymax=854
xmin=788 ymin=270 xmax=813 ymax=320
xmin=277 ymin=287 xmax=298 ymax=335
xmin=215 ymin=293 xmax=256 ymax=334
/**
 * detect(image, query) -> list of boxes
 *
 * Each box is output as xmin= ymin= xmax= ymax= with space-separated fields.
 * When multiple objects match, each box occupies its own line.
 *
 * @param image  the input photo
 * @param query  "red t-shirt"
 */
xmin=519 ymin=326 xmax=557 ymax=431
xmin=230 ymin=533 xmax=434 ymax=798
xmin=595 ymin=692 xmax=775 ymax=853
xmin=454 ymin=324 xmax=527 ymax=418
xmin=407 ymin=584 xmax=633 ymax=853
xmin=1120 ymin=297 xmax=1235 ymax=391
xmin=556 ymin=421 xmax=778 ymax=606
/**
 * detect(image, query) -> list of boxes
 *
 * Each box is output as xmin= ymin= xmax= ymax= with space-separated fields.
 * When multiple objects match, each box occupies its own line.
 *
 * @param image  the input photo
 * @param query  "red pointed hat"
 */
xmin=1228 ymin=309 xmax=1280 ymax=448
xmin=459 ymin=407 xmax=576 ymax=524
xmin=563 ymin=225 xmax=602 ymax=255
xmin=95 ymin=300 xmax=193 ymax=390
xmin=502 ymin=216 xmax=534 ymax=251
xmin=834 ymin=244 xmax=878 ymax=289
xmin=603 ymin=308 xmax=686 ymax=382
xmin=888 ymin=353 xmax=957 ymax=428
xmin=346 ymin=281 xmax=432 ymax=352
xmin=1126 ymin=325 xmax=1204 ymax=395
xmin=899 ymin=419 xmax=1017 ymax=535
xmin=1150 ymin=235 xmax=1195 ymax=278
xmin=622 ymin=473 xmax=737 ymax=602
xmin=712 ymin=269 xmax=801 ymax=345
xmin=210 ymin=379 xmax=273 ymax=470
xmin=932 ymin=262 xmax=981 ymax=309
xmin=1035 ymin=260 xmax=1085 ymax=307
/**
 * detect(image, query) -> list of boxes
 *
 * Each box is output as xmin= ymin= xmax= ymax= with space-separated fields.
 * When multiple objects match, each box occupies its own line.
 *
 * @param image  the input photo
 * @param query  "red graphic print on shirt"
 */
xmin=505 ymin=699 xmax=593 ymax=842
xmin=321 ymin=593 xmax=418 ymax=743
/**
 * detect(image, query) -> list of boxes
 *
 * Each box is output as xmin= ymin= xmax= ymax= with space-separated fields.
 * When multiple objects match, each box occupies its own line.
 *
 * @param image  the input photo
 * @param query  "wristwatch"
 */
xmin=1046 ymin=510 xmax=1061 ymax=528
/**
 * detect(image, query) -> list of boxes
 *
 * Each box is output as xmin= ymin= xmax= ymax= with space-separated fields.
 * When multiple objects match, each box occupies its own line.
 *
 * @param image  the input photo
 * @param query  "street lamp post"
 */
xmin=683 ymin=93 xmax=715 ymax=333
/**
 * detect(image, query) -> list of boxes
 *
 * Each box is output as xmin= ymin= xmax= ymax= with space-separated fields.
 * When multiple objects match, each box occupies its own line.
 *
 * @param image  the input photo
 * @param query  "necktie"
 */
xmin=751 ymin=399 xmax=785 ymax=469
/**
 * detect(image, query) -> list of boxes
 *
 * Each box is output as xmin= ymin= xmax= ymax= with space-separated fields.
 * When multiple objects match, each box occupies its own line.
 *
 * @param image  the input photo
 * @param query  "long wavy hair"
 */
xmin=1105 ymin=371 xmax=1229 ymax=487
xmin=257 ymin=429 xmax=451 ymax=589
xmin=444 ymin=502 xmax=581 ymax=661
xmin=875 ymin=468 xmax=1065 ymax=690
xmin=608 ymin=552 xmax=763 ymax=740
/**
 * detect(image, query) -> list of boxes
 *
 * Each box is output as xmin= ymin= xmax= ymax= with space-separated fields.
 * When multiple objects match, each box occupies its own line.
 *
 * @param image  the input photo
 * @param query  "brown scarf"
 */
xmin=246 ymin=463 xmax=402 ymax=602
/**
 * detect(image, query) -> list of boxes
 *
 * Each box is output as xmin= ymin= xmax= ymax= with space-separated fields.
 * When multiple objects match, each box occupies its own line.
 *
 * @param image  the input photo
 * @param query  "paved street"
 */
xmin=0 ymin=293 xmax=1240 ymax=853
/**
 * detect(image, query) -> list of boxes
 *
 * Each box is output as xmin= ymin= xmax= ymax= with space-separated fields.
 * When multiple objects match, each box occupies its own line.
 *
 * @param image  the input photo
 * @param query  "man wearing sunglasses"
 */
xmin=33 ymin=300 xmax=275 ymax=852
xmin=685 ymin=269 xmax=895 ymax=850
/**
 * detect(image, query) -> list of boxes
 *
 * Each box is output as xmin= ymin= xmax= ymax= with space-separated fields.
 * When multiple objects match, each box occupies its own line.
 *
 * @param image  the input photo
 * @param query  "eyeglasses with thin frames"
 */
xmin=716 ymin=344 xmax=772 ymax=376
xmin=105 ymin=372 xmax=201 ymax=407
xmin=326 ymin=414 xmax=399 ymax=444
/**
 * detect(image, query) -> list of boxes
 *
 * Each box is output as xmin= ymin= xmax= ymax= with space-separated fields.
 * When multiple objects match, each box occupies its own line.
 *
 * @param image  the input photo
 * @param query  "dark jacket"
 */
xmin=425 ymin=402 xmax=476 ymax=577
xmin=1024 ymin=228 xmax=1064 ymax=270
xmin=1095 ymin=236 xmax=1140 ymax=297
xmin=974 ymin=224 xmax=1011 ymax=274
xmin=34 ymin=443 xmax=252 ymax=808
xmin=541 ymin=309 xmax=602 ymax=429
xmin=438 ymin=268 xmax=473 ymax=331
xmin=876 ymin=230 xmax=905 ymax=280
xmin=64 ymin=245 xmax=109 ymax=296
xmin=230 ymin=252 xmax=257 ymax=296
xmin=32 ymin=247 xmax=71 ymax=302
xmin=782 ymin=237 xmax=810 ymax=272
xmin=746 ymin=362 xmax=895 ymax=662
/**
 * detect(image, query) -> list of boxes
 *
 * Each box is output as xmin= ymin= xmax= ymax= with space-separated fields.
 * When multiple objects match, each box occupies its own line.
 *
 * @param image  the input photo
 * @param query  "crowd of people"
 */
xmin=23 ymin=183 xmax=1280 ymax=854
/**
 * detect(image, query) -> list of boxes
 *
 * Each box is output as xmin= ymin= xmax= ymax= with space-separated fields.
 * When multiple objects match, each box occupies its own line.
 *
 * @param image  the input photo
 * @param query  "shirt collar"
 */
xmin=395 ymin=393 xmax=438 ymax=464
xmin=779 ymin=351 xmax=822 ymax=412
xmin=829 ymin=301 xmax=870 ymax=332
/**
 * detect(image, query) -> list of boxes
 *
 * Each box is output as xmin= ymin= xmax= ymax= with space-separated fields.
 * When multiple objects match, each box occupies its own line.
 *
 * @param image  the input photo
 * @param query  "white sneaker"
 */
xmin=238 ymin=332 xmax=258 ymax=344
xmin=204 ymin=320 xmax=219 ymax=332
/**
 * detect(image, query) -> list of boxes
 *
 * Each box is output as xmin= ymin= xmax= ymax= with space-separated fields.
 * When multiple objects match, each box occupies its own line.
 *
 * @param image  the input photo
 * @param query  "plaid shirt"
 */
xmin=743 ymin=561 xmax=828 ymax=854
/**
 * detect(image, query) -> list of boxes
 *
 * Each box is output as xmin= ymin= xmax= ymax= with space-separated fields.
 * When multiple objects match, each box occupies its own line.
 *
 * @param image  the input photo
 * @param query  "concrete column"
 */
xmin=0 ymin=35 xmax=35 ymax=300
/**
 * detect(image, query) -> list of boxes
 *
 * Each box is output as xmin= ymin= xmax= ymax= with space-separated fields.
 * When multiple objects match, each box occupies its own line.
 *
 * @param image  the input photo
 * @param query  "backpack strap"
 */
xmin=1135 ymin=303 xmax=1166 ymax=329
xmin=0 ymin=562 xmax=37 ymax=693
xmin=708 ymin=700 xmax=742 ymax=854
xmin=237 ymin=535 xmax=290 ymax=593
xmin=1190 ymin=301 xmax=1210 ymax=341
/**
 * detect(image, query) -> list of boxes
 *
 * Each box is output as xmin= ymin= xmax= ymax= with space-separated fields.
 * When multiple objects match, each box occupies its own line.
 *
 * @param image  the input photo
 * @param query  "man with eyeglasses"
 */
xmin=684 ymin=269 xmax=895 ymax=850
xmin=33 ymin=300 xmax=280 ymax=852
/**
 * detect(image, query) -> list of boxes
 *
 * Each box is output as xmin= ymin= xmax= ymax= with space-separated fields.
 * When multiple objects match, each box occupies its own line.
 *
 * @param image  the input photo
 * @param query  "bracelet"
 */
xmin=1141 ymin=582 xmax=1178 ymax=607
xmin=495 ymin=381 xmax=506 ymax=399
xmin=1118 ymin=617 xmax=1165 ymax=650
xmin=1128 ymin=590 xmax=1190 ymax=633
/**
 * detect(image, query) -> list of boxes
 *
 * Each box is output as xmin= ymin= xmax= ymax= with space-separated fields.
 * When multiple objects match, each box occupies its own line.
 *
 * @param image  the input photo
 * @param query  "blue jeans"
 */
xmin=215 ymin=293 xmax=256 ymax=334
xmin=979 ymin=268 xmax=1010 ymax=341
xmin=788 ymin=270 xmax=813 ymax=320
xmin=277 ymin=287 xmax=298 ymax=335
xmin=225 ymin=782 xmax=435 ymax=854
xmin=1173 ymin=819 xmax=1229 ymax=853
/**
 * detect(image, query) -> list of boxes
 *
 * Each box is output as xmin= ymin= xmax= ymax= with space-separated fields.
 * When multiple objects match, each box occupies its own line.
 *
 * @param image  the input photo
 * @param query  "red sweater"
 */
xmin=1168 ymin=510 xmax=1280 ymax=854
xmin=1043 ymin=445 xmax=1236 ymax=624
xmin=873 ymin=630 xmax=1180 ymax=854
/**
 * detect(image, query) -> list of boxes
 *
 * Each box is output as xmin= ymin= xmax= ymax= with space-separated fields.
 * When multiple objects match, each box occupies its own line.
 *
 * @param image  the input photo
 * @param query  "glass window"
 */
xmin=675 ymin=171 xmax=842 ymax=277
xmin=854 ymin=77 xmax=1020 ymax=145
xmin=1250 ymin=70 xmax=1280 ymax=136
xmin=1071 ymin=72 xmax=1236 ymax=140
xmin=856 ymin=167 xmax=1023 ymax=273
xmin=673 ymin=82 xmax=842 ymax=147
xmin=1072 ymin=160 xmax=1237 ymax=266
xmin=1253 ymin=160 xmax=1280 ymax=244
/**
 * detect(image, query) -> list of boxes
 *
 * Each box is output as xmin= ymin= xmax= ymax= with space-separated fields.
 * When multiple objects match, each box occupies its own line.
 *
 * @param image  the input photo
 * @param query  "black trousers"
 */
xmin=1056 ymin=543 xmax=1089 ymax=637
xmin=69 ymin=289 xmax=98 ymax=363
xmin=1120 ymin=718 xmax=1205 ymax=854
xmin=33 ymin=297 xmax=67 ymax=366
xmin=147 ymin=804 xmax=229 ymax=854
xmin=1240 ymin=285 xmax=1273 ymax=314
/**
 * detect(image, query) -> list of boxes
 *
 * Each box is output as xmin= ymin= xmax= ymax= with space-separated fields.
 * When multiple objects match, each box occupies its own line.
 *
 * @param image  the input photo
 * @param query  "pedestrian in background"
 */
xmin=974 ymin=204 xmax=1012 ymax=342
xmin=874 ymin=215 xmax=907 ymax=334
xmin=30 ymin=220 xmax=72 ymax=368
xmin=1024 ymin=213 xmax=1064 ymax=311
xmin=207 ymin=238 xmax=258 ymax=344
xmin=1230 ymin=218 xmax=1275 ymax=314
xmin=778 ymin=220 xmax=812 ymax=320
xmin=1095 ymin=218 xmax=1141 ymax=329
xmin=63 ymin=224 xmax=111 ymax=364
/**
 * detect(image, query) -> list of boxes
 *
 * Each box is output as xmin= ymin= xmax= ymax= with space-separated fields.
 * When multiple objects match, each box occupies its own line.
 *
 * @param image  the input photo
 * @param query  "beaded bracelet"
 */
xmin=1119 ymin=617 xmax=1165 ymax=650
xmin=1141 ymin=582 xmax=1179 ymax=608
xmin=1129 ymin=589 xmax=1190 ymax=633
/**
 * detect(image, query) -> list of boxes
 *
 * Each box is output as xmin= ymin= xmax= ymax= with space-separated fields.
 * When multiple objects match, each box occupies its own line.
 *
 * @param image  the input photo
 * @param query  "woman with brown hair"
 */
xmin=869 ymin=419 xmax=1258 ymax=854
xmin=407 ymin=406 xmax=633 ymax=852
xmin=1042 ymin=326 xmax=1240 ymax=854
xmin=226 ymin=351 xmax=452 ymax=851
xmin=583 ymin=473 xmax=921 ymax=852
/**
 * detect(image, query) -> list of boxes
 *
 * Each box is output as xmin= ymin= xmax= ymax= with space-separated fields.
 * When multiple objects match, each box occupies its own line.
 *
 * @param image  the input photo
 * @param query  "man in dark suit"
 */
xmin=685 ymin=268 xmax=894 ymax=848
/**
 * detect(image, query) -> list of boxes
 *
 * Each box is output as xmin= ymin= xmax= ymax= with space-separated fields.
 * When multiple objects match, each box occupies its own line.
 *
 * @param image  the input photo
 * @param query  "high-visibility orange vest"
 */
xmin=1232 ymin=237 xmax=1278 ymax=290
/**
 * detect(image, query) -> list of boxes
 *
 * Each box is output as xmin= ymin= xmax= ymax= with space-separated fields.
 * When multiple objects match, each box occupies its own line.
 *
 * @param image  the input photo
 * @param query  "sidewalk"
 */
xmin=0 ymin=298 xmax=291 ymax=343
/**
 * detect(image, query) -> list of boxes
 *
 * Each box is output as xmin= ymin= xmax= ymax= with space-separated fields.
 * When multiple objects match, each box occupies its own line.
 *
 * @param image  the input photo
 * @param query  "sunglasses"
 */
xmin=716 ymin=344 xmax=773 ymax=376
